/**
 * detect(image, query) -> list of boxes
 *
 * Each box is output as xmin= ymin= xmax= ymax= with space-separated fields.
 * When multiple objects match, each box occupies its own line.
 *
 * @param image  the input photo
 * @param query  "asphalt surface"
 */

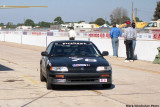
xmin=0 ymin=41 xmax=160 ymax=107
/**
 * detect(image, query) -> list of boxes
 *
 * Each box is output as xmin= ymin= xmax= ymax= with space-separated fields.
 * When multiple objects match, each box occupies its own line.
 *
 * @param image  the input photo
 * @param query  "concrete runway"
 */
xmin=0 ymin=41 xmax=160 ymax=107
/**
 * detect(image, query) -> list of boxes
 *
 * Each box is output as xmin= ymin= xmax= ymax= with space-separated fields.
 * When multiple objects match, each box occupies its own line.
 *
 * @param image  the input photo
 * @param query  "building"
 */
xmin=16 ymin=26 xmax=32 ymax=31
xmin=60 ymin=22 xmax=98 ymax=32
xmin=50 ymin=25 xmax=61 ymax=30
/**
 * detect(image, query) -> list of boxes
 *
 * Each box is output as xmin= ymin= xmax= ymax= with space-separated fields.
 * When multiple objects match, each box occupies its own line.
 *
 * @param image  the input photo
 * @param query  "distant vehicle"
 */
xmin=60 ymin=22 xmax=98 ymax=32
xmin=145 ymin=19 xmax=160 ymax=33
xmin=136 ymin=22 xmax=148 ymax=29
xmin=40 ymin=40 xmax=112 ymax=89
xmin=118 ymin=22 xmax=148 ymax=29
xmin=16 ymin=26 xmax=32 ymax=31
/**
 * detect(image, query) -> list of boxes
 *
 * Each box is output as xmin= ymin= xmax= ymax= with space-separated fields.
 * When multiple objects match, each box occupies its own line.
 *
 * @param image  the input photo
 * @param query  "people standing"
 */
xmin=68 ymin=27 xmax=76 ymax=40
xmin=132 ymin=22 xmax=137 ymax=59
xmin=124 ymin=21 xmax=137 ymax=62
xmin=110 ymin=22 xmax=122 ymax=57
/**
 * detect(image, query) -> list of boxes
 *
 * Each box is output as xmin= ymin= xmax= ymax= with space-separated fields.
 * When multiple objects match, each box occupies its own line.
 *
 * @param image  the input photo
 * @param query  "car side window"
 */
xmin=46 ymin=42 xmax=54 ymax=54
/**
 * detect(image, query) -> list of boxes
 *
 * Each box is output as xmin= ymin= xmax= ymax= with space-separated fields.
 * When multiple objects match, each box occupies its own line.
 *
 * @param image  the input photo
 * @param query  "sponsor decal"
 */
xmin=62 ymin=42 xmax=87 ymax=45
xmin=85 ymin=58 xmax=97 ymax=62
xmin=70 ymin=57 xmax=83 ymax=61
xmin=72 ymin=64 xmax=90 ymax=67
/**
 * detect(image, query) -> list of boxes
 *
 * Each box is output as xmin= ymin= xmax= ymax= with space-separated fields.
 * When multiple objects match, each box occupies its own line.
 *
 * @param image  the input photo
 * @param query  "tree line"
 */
xmin=0 ymin=16 xmax=112 ymax=28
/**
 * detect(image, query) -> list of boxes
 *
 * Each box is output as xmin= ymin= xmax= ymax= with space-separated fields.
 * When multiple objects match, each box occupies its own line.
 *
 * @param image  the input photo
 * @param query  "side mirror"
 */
xmin=102 ymin=51 xmax=109 ymax=56
xmin=41 ymin=51 xmax=49 ymax=56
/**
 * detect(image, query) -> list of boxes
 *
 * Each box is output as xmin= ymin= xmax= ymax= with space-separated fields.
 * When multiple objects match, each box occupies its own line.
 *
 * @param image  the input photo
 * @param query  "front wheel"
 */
xmin=40 ymin=68 xmax=46 ymax=82
xmin=46 ymin=79 xmax=52 ymax=90
xmin=102 ymin=84 xmax=112 ymax=88
xmin=46 ymin=73 xmax=52 ymax=90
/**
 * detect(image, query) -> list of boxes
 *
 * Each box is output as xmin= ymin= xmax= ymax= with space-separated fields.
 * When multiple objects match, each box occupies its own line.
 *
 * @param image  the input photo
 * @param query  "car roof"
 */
xmin=52 ymin=40 xmax=92 ymax=44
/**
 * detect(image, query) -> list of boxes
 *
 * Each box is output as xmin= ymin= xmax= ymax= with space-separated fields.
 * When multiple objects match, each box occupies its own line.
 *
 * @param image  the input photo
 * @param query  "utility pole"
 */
xmin=105 ymin=16 xmax=106 ymax=24
xmin=134 ymin=8 xmax=137 ymax=18
xmin=132 ymin=0 xmax=133 ymax=22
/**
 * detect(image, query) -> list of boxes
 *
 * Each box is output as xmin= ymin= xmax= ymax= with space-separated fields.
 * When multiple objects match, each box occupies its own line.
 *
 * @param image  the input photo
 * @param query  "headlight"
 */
xmin=50 ymin=67 xmax=68 ymax=72
xmin=96 ymin=66 xmax=112 ymax=71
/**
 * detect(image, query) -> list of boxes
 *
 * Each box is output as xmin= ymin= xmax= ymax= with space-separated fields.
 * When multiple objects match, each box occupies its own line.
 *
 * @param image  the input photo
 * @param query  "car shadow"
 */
xmin=53 ymin=84 xmax=115 ymax=91
xmin=0 ymin=64 xmax=14 ymax=71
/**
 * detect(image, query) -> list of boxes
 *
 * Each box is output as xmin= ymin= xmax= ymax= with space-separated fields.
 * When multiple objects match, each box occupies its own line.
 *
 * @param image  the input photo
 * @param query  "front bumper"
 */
xmin=48 ymin=71 xmax=112 ymax=85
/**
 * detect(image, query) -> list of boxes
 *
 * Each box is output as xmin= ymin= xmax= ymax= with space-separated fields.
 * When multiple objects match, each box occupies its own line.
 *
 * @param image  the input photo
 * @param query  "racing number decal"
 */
xmin=99 ymin=79 xmax=107 ymax=82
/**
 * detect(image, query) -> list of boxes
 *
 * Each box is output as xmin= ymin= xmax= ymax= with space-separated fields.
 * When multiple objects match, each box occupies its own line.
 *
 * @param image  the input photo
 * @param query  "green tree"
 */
xmin=6 ymin=22 xmax=16 ymax=28
xmin=38 ymin=21 xmax=51 ymax=27
xmin=110 ymin=15 xmax=115 ymax=25
xmin=153 ymin=1 xmax=160 ymax=20
xmin=110 ymin=15 xmax=130 ymax=25
xmin=121 ymin=16 xmax=130 ymax=24
xmin=95 ymin=18 xmax=105 ymax=26
xmin=24 ymin=19 xmax=35 ymax=27
xmin=78 ymin=21 xmax=85 ymax=23
xmin=89 ymin=21 xmax=95 ymax=24
xmin=17 ymin=23 xmax=24 ymax=26
xmin=106 ymin=21 xmax=111 ymax=26
xmin=0 ymin=23 xmax=4 ymax=26
xmin=110 ymin=7 xmax=130 ymax=24
xmin=53 ymin=17 xmax=64 ymax=25
xmin=135 ymin=17 xmax=143 ymax=22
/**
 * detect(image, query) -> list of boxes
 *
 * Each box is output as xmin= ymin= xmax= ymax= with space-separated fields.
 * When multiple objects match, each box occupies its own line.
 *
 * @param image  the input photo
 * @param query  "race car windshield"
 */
xmin=51 ymin=43 xmax=101 ymax=57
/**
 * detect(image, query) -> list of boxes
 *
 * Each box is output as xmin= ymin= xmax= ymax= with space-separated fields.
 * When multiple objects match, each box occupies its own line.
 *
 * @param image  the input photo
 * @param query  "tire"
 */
xmin=102 ymin=84 xmax=112 ymax=88
xmin=46 ymin=73 xmax=52 ymax=90
xmin=40 ymin=68 xmax=45 ymax=82
xmin=46 ymin=79 xmax=52 ymax=90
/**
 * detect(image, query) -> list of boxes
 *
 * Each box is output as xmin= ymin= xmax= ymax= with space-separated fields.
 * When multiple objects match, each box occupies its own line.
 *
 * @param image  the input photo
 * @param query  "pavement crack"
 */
xmin=91 ymin=90 xmax=127 ymax=105
xmin=21 ymin=91 xmax=53 ymax=107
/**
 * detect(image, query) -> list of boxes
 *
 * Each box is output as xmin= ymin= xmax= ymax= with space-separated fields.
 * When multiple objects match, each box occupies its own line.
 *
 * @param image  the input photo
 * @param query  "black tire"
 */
xmin=46 ymin=79 xmax=52 ymax=90
xmin=102 ymin=84 xmax=112 ymax=88
xmin=46 ymin=73 xmax=52 ymax=90
xmin=40 ymin=68 xmax=45 ymax=82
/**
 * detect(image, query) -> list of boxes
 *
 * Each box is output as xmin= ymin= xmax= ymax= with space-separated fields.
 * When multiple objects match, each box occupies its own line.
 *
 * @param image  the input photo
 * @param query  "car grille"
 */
xmin=66 ymin=75 xmax=100 ymax=83
xmin=68 ymin=67 xmax=96 ymax=73
xmin=70 ymin=79 xmax=98 ymax=82
xmin=67 ymin=78 xmax=99 ymax=82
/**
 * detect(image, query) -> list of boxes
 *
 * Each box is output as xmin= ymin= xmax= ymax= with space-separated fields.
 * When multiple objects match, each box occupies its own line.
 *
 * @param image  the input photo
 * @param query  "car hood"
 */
xmin=49 ymin=57 xmax=110 ymax=67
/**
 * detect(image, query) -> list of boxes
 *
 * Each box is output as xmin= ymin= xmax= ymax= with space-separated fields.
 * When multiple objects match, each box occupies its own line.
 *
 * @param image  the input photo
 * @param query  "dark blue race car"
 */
xmin=40 ymin=40 xmax=112 ymax=89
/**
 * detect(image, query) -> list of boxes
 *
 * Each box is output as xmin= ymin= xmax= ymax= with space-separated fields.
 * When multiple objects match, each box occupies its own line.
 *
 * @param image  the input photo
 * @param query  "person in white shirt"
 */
xmin=124 ymin=21 xmax=137 ymax=62
xmin=68 ymin=27 xmax=76 ymax=40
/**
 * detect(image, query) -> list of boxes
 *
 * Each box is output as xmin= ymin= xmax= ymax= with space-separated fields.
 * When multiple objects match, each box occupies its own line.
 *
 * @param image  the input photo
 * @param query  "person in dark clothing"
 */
xmin=124 ymin=21 xmax=137 ymax=62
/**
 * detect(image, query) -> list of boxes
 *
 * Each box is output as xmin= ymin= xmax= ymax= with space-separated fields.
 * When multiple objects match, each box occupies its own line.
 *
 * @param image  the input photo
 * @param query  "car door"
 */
xmin=41 ymin=42 xmax=54 ymax=77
